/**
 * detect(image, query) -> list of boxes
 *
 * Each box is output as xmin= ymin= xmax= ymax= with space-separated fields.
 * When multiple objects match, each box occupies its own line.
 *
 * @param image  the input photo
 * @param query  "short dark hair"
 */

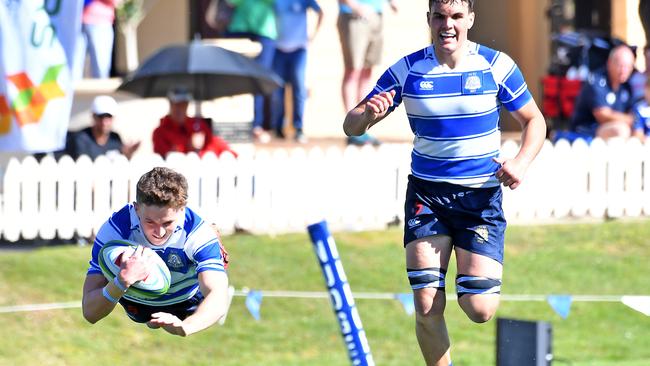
xmin=429 ymin=0 xmax=474 ymax=11
xmin=136 ymin=167 xmax=188 ymax=209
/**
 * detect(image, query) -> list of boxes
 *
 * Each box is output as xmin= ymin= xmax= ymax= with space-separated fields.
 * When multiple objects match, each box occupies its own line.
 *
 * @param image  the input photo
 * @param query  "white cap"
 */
xmin=167 ymin=87 xmax=193 ymax=103
xmin=91 ymin=95 xmax=118 ymax=116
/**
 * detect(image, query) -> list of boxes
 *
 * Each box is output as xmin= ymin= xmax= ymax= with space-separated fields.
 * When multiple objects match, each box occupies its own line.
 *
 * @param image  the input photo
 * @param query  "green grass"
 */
xmin=1 ymin=221 xmax=649 ymax=365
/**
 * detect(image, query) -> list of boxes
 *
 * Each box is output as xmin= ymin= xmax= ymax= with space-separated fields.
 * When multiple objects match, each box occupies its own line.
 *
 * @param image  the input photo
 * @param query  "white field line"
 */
xmin=0 ymin=292 xmax=636 ymax=314
xmin=0 ymin=301 xmax=81 ymax=313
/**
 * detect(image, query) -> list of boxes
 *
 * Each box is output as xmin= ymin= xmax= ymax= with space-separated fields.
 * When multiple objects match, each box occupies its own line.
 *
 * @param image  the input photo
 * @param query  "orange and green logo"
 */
xmin=0 ymin=64 xmax=66 ymax=135
xmin=0 ymin=95 xmax=10 ymax=134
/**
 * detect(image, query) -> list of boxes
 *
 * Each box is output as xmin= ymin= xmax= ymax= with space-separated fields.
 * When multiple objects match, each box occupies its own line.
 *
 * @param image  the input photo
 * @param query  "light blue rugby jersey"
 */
xmin=87 ymin=203 xmax=226 ymax=306
xmin=368 ymin=42 xmax=532 ymax=187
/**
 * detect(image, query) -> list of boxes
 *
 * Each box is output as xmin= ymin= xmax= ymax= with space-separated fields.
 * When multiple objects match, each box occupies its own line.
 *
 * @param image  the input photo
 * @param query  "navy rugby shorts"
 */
xmin=403 ymin=175 xmax=507 ymax=263
xmin=119 ymin=292 xmax=204 ymax=323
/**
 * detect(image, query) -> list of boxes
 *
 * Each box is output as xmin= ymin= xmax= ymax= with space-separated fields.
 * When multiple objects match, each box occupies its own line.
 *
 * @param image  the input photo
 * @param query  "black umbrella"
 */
xmin=117 ymin=41 xmax=282 ymax=100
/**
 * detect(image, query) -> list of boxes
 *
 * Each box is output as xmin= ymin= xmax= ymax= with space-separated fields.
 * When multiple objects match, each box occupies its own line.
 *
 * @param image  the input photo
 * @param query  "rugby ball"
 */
xmin=98 ymin=239 xmax=171 ymax=300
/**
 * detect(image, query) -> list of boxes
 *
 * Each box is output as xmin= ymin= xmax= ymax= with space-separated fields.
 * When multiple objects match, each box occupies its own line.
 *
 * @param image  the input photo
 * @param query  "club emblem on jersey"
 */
xmin=166 ymin=253 xmax=184 ymax=270
xmin=407 ymin=218 xmax=421 ymax=228
xmin=474 ymin=225 xmax=489 ymax=243
xmin=419 ymin=80 xmax=434 ymax=90
xmin=463 ymin=73 xmax=482 ymax=91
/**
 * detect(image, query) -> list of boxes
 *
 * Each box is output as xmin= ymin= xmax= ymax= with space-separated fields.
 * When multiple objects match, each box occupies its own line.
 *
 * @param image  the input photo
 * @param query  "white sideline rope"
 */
xmin=0 ymin=291 xmax=636 ymax=314
xmin=0 ymin=301 xmax=81 ymax=313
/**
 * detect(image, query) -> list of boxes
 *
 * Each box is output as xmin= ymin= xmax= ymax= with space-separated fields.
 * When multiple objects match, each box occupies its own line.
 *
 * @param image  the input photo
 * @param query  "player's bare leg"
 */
xmin=406 ymin=235 xmax=454 ymax=366
xmin=454 ymin=247 xmax=502 ymax=323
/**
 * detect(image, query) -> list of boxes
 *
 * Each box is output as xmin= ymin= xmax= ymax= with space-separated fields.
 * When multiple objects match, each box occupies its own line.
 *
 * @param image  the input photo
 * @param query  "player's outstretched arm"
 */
xmin=343 ymin=90 xmax=396 ymax=136
xmin=494 ymin=100 xmax=547 ymax=190
xmin=82 ymin=246 xmax=151 ymax=324
xmin=82 ymin=274 xmax=118 ymax=323
xmin=149 ymin=270 xmax=229 ymax=337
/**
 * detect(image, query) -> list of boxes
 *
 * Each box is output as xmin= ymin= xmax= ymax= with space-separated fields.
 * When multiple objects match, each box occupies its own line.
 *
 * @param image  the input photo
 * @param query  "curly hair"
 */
xmin=136 ymin=167 xmax=188 ymax=209
xmin=429 ymin=0 xmax=474 ymax=11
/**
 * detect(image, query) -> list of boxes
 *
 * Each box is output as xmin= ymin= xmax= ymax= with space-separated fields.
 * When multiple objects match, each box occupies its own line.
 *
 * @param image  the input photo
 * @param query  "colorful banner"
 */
xmin=0 ymin=0 xmax=83 ymax=153
xmin=308 ymin=221 xmax=375 ymax=366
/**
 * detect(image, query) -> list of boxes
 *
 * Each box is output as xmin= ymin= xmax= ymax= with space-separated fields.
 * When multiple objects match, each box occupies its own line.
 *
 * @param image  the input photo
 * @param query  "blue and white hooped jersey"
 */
xmin=87 ymin=204 xmax=226 ymax=306
xmin=633 ymin=100 xmax=650 ymax=136
xmin=368 ymin=42 xmax=532 ymax=188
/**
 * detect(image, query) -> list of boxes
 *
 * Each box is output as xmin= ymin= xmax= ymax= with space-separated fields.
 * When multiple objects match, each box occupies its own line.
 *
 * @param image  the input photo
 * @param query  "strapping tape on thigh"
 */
xmin=456 ymin=275 xmax=501 ymax=297
xmin=407 ymin=267 xmax=446 ymax=290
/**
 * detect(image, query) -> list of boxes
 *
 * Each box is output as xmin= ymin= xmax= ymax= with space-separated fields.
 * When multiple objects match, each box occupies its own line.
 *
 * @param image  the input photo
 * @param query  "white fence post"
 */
xmin=532 ymin=140 xmax=554 ymax=220
xmin=303 ymin=146 xmax=323 ymax=228
xmin=216 ymin=152 xmax=238 ymax=235
xmin=624 ymin=138 xmax=643 ymax=217
xmin=20 ymin=156 xmax=39 ymax=240
xmin=57 ymin=156 xmax=76 ymax=240
xmin=588 ymin=138 xmax=608 ymax=218
xmin=93 ymin=156 xmax=112 ymax=235
xmin=111 ymin=155 xmax=130 ymax=212
xmin=75 ymin=155 xmax=94 ymax=239
xmin=500 ymin=140 xmax=520 ymax=221
xmin=38 ymin=155 xmax=58 ymax=240
xmin=552 ymin=139 xmax=572 ymax=218
xmin=269 ymin=148 xmax=290 ymax=234
xmin=251 ymin=150 xmax=272 ymax=234
xmin=198 ymin=152 xmax=219 ymax=229
xmin=129 ymin=154 xmax=164 ymax=204
xmin=233 ymin=152 xmax=254 ymax=233
xmin=321 ymin=146 xmax=342 ymax=231
xmin=606 ymin=138 xmax=626 ymax=218
xmin=286 ymin=147 xmax=309 ymax=232
xmin=642 ymin=141 xmax=650 ymax=215
xmin=569 ymin=139 xmax=590 ymax=218
xmin=3 ymin=158 xmax=21 ymax=242
xmin=3 ymin=139 xmax=650 ymax=242
xmin=341 ymin=145 xmax=363 ymax=231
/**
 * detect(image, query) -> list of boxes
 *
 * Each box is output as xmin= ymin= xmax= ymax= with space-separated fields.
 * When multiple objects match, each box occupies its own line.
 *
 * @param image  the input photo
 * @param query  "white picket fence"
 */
xmin=1 ymin=137 xmax=649 ymax=242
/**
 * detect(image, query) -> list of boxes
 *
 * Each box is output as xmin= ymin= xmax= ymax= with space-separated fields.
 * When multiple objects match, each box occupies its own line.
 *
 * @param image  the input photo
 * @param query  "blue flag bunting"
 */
xmin=395 ymin=293 xmax=415 ymax=316
xmin=245 ymin=290 xmax=263 ymax=321
xmin=547 ymin=295 xmax=572 ymax=319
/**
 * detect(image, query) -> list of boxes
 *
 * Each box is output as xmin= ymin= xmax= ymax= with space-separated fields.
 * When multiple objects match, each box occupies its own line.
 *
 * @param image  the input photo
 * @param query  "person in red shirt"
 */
xmin=153 ymin=87 xmax=238 ymax=158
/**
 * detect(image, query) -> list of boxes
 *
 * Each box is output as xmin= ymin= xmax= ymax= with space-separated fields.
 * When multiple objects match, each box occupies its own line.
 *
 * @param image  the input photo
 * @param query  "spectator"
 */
xmin=73 ymin=0 xmax=122 ymax=80
xmin=204 ymin=0 xmax=235 ymax=37
xmin=337 ymin=0 xmax=397 ymax=146
xmin=640 ymin=0 xmax=650 ymax=46
xmin=272 ymin=0 xmax=324 ymax=144
xmin=227 ymin=0 xmax=277 ymax=144
xmin=633 ymin=77 xmax=650 ymax=141
xmin=570 ymin=45 xmax=637 ymax=140
xmin=153 ymin=87 xmax=238 ymax=158
xmin=64 ymin=95 xmax=140 ymax=160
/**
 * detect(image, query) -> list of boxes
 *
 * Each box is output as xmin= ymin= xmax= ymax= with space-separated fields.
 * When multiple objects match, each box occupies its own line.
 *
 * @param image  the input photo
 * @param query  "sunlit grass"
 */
xmin=0 ymin=220 xmax=648 ymax=365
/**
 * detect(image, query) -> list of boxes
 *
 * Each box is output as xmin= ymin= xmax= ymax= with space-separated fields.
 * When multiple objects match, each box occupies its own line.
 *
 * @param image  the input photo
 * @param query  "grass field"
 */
xmin=0 ymin=220 xmax=649 ymax=366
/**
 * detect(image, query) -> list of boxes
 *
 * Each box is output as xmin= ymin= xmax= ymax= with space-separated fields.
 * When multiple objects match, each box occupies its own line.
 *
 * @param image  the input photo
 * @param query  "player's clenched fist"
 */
xmin=119 ymin=245 xmax=151 ymax=287
xmin=363 ymin=90 xmax=396 ymax=121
